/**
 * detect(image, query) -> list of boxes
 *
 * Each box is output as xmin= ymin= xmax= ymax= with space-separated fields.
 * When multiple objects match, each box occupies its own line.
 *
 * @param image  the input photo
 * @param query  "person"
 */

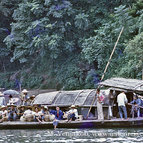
xmin=108 ymin=90 xmax=114 ymax=119
xmin=33 ymin=107 xmax=42 ymax=123
xmin=117 ymin=91 xmax=128 ymax=120
xmin=66 ymin=105 xmax=78 ymax=122
xmin=8 ymin=104 xmax=17 ymax=121
xmin=17 ymin=105 xmax=25 ymax=119
xmin=38 ymin=106 xmax=46 ymax=122
xmin=21 ymin=89 xmax=29 ymax=106
xmin=0 ymin=105 xmax=8 ymax=122
xmin=51 ymin=107 xmax=63 ymax=129
xmin=0 ymin=92 xmax=6 ymax=106
xmin=129 ymin=94 xmax=143 ymax=118
xmin=8 ymin=95 xmax=14 ymax=105
xmin=29 ymin=95 xmax=35 ymax=105
xmin=20 ymin=107 xmax=33 ymax=122
xmin=44 ymin=106 xmax=55 ymax=122
xmin=96 ymin=88 xmax=104 ymax=120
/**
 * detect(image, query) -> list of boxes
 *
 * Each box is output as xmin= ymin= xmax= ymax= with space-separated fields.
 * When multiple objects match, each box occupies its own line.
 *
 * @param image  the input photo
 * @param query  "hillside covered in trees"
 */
xmin=0 ymin=0 xmax=143 ymax=90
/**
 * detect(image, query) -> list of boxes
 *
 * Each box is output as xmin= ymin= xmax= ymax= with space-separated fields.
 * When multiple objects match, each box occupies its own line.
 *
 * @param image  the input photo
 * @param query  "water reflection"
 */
xmin=0 ymin=128 xmax=143 ymax=143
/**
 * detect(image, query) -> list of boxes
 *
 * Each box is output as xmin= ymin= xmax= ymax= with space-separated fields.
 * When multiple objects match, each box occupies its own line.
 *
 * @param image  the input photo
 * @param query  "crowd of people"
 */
xmin=95 ymin=88 xmax=143 ymax=120
xmin=0 ymin=89 xmax=80 ymax=129
xmin=0 ymin=88 xmax=143 ymax=128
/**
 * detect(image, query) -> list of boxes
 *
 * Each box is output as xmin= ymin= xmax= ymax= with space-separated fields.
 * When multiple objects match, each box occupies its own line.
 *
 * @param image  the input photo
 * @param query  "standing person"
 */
xmin=21 ymin=89 xmax=29 ymax=106
xmin=8 ymin=95 xmax=14 ymax=105
xmin=96 ymin=88 xmax=104 ymax=120
xmin=129 ymin=94 xmax=143 ymax=118
xmin=0 ymin=92 xmax=6 ymax=106
xmin=117 ymin=91 xmax=128 ymax=120
xmin=108 ymin=90 xmax=114 ymax=119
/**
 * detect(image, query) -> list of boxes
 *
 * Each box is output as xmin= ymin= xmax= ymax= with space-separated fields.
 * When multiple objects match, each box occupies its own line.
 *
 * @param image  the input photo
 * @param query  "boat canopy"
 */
xmin=33 ymin=89 xmax=110 ymax=107
xmin=99 ymin=78 xmax=143 ymax=94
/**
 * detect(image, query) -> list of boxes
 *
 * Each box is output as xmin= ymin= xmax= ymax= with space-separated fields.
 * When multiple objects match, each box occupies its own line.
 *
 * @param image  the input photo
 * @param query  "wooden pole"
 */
xmin=101 ymin=27 xmax=124 ymax=81
xmin=86 ymin=27 xmax=124 ymax=119
xmin=142 ymin=67 xmax=143 ymax=80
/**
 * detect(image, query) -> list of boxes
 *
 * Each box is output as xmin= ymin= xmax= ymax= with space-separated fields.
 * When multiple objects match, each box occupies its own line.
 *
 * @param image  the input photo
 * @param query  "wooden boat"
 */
xmin=1 ymin=118 xmax=143 ymax=129
xmin=1 ymin=77 xmax=143 ymax=129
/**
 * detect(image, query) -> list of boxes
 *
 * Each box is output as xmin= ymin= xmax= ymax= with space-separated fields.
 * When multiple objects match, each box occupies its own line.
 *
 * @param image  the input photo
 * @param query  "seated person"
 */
xmin=0 ymin=106 xmax=8 ymax=122
xmin=50 ymin=106 xmax=63 ymax=120
xmin=33 ymin=107 xmax=42 ymax=123
xmin=42 ymin=106 xmax=55 ymax=122
xmin=129 ymin=94 xmax=143 ymax=118
xmin=50 ymin=107 xmax=63 ymax=129
xmin=17 ymin=105 xmax=25 ymax=119
xmin=8 ymin=104 xmax=17 ymax=121
xmin=38 ymin=106 xmax=47 ymax=122
xmin=20 ymin=107 xmax=33 ymax=122
xmin=66 ymin=105 xmax=78 ymax=122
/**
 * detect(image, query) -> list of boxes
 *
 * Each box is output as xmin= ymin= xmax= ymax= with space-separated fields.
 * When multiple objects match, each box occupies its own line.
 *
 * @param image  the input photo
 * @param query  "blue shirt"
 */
xmin=50 ymin=110 xmax=63 ymax=120
xmin=130 ymin=99 xmax=143 ymax=106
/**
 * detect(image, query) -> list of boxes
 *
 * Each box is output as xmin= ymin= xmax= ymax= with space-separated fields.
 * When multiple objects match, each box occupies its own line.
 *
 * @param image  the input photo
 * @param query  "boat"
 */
xmin=1 ymin=118 xmax=143 ymax=129
xmin=1 ymin=77 xmax=143 ymax=129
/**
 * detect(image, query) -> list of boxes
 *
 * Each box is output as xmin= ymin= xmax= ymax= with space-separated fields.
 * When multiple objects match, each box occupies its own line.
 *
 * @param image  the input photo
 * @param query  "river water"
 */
xmin=0 ymin=128 xmax=143 ymax=143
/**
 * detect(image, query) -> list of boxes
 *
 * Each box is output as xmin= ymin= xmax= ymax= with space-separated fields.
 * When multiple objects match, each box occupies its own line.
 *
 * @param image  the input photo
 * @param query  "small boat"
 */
xmin=1 ymin=118 xmax=143 ymax=129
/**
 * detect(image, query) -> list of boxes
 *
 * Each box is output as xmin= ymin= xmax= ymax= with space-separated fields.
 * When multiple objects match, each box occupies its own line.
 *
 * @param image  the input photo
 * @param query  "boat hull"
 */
xmin=1 ymin=118 xmax=143 ymax=129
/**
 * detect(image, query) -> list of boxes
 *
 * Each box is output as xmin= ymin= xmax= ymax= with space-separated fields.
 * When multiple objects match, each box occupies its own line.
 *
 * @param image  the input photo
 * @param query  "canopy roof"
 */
xmin=33 ymin=89 xmax=109 ymax=107
xmin=100 ymin=78 xmax=143 ymax=94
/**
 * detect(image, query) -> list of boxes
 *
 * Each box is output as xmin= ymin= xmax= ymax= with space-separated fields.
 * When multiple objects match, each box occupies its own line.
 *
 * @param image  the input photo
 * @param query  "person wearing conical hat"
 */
xmin=21 ymin=89 xmax=29 ymax=106
xmin=0 ymin=106 xmax=8 ymax=122
xmin=17 ymin=105 xmax=25 ymax=119
xmin=8 ymin=104 xmax=17 ymax=121
xmin=66 ymin=105 xmax=78 ymax=122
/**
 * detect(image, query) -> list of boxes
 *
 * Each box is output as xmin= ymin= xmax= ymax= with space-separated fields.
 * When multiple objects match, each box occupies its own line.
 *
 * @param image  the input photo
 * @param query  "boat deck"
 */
xmin=1 ymin=118 xmax=143 ymax=129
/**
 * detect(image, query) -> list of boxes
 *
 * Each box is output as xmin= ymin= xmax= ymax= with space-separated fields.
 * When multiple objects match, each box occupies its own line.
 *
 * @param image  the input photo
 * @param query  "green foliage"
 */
xmin=118 ymin=32 xmax=143 ymax=78
xmin=0 ymin=0 xmax=143 ymax=90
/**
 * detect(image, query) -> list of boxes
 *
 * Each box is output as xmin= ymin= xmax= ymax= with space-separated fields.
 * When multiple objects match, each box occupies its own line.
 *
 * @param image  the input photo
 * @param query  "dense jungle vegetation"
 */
xmin=0 ymin=0 xmax=143 ymax=90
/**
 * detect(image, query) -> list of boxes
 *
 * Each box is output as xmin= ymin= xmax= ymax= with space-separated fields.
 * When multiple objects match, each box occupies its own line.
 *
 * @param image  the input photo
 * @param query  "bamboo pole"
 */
xmin=86 ymin=27 xmax=124 ymax=119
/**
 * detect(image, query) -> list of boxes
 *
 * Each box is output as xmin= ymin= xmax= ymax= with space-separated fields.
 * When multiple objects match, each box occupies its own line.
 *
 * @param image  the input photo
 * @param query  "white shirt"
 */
xmin=2 ymin=110 xmax=8 ymax=117
xmin=117 ymin=92 xmax=128 ymax=106
xmin=67 ymin=109 xmax=78 ymax=118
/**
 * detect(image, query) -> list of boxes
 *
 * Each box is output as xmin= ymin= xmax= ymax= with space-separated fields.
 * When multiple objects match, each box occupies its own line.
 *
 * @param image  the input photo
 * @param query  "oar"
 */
xmin=86 ymin=27 xmax=124 ymax=119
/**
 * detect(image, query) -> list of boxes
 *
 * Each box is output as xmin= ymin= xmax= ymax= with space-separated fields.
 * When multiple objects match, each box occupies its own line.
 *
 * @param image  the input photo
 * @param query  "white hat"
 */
xmin=44 ymin=106 xmax=48 ymax=109
xmin=22 ymin=89 xmax=28 ymax=93
xmin=71 ymin=105 xmax=76 ymax=108
xmin=0 ymin=105 xmax=7 ymax=110
xmin=0 ymin=92 xmax=3 ymax=96
xmin=7 ymin=103 xmax=17 ymax=107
